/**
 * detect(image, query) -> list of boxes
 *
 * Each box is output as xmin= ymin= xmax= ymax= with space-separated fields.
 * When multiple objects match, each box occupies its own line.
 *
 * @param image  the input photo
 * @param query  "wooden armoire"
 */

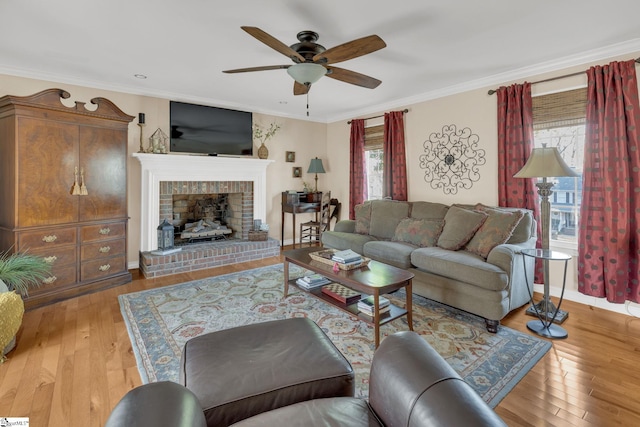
xmin=0 ymin=88 xmax=133 ymax=309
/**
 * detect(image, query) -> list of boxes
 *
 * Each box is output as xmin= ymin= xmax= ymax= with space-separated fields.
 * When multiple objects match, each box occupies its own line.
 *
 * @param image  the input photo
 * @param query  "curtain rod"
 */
xmin=487 ymin=57 xmax=640 ymax=95
xmin=347 ymin=108 xmax=409 ymax=124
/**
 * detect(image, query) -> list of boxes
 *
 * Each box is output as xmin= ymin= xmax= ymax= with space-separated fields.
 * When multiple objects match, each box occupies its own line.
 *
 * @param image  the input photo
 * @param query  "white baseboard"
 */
xmin=534 ymin=284 xmax=640 ymax=317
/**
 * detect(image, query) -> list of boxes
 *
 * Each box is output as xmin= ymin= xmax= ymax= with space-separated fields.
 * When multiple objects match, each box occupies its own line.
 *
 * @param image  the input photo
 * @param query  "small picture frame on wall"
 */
xmin=292 ymin=167 xmax=302 ymax=178
xmin=286 ymin=151 xmax=296 ymax=162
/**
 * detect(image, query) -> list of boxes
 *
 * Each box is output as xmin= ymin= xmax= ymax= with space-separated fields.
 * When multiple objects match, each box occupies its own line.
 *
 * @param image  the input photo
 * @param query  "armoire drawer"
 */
xmin=28 ymin=245 xmax=77 ymax=268
xmin=81 ymin=255 xmax=126 ymax=281
xmin=18 ymin=227 xmax=77 ymax=250
xmin=81 ymin=238 xmax=126 ymax=261
xmin=34 ymin=264 xmax=77 ymax=292
xmin=81 ymin=222 xmax=126 ymax=243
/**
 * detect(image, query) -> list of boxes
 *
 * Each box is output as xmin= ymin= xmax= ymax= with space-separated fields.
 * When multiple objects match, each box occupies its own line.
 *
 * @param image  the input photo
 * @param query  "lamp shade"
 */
xmin=287 ymin=63 xmax=327 ymax=85
xmin=513 ymin=145 xmax=578 ymax=178
xmin=307 ymin=157 xmax=326 ymax=174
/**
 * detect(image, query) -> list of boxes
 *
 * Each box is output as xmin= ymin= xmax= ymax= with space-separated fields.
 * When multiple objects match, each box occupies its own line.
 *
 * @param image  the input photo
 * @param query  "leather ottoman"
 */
xmin=179 ymin=318 xmax=355 ymax=427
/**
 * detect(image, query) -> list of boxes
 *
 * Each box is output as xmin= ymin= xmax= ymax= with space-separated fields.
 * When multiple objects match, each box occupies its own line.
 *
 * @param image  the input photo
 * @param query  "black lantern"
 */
xmin=157 ymin=219 xmax=175 ymax=251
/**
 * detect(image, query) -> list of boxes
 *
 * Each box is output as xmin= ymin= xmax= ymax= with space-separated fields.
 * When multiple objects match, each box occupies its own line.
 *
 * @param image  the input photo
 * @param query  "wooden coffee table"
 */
xmin=283 ymin=247 xmax=414 ymax=348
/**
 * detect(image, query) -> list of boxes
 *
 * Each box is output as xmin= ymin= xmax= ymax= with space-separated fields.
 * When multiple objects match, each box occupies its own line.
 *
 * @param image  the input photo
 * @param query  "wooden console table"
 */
xmin=281 ymin=191 xmax=321 ymax=248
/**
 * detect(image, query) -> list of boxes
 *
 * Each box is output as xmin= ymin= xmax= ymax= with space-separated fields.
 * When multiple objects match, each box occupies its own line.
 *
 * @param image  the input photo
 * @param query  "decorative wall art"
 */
xmin=292 ymin=166 xmax=302 ymax=178
xmin=286 ymin=151 xmax=296 ymax=162
xmin=419 ymin=124 xmax=485 ymax=195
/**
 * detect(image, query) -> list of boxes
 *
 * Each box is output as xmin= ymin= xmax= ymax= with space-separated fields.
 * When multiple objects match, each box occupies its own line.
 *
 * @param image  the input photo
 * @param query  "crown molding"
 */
xmin=2 ymin=39 xmax=640 ymax=125
xmin=326 ymin=38 xmax=640 ymax=123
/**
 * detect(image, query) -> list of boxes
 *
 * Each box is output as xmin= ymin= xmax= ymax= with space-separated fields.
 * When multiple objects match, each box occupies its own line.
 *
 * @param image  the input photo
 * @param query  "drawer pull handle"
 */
xmin=99 ymin=264 xmax=111 ymax=272
xmin=99 ymin=246 xmax=111 ymax=253
xmin=43 ymin=276 xmax=57 ymax=284
xmin=99 ymin=227 xmax=111 ymax=235
xmin=42 ymin=235 xmax=58 ymax=243
xmin=43 ymin=255 xmax=58 ymax=264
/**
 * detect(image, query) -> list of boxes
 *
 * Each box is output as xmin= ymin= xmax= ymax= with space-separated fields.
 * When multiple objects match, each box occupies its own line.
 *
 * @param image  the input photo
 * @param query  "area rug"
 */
xmin=118 ymin=264 xmax=550 ymax=407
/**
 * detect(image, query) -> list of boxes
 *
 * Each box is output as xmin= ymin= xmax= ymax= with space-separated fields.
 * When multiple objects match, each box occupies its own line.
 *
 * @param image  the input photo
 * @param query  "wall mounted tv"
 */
xmin=170 ymin=101 xmax=253 ymax=156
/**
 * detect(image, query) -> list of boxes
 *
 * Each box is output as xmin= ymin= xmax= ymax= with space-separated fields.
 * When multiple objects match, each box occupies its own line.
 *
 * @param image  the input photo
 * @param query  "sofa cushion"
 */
xmin=507 ymin=209 xmax=535 ymax=244
xmin=229 ymin=397 xmax=380 ymax=427
xmin=465 ymin=204 xmax=524 ymax=258
xmin=354 ymin=202 xmax=372 ymax=234
xmin=437 ymin=206 xmax=488 ymax=250
xmin=321 ymin=231 xmax=377 ymax=255
xmin=369 ymin=200 xmax=411 ymax=240
xmin=409 ymin=201 xmax=449 ymax=220
xmin=392 ymin=218 xmax=444 ymax=247
xmin=411 ymin=247 xmax=509 ymax=291
xmin=363 ymin=241 xmax=415 ymax=269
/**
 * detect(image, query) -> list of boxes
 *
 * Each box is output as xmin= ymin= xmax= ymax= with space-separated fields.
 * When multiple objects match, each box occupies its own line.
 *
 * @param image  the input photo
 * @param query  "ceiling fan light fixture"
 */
xmin=287 ymin=63 xmax=326 ymax=85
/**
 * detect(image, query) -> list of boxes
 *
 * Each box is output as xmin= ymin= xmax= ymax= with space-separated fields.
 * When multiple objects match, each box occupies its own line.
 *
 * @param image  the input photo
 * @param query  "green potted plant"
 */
xmin=0 ymin=250 xmax=51 ymax=297
xmin=0 ymin=250 xmax=50 ymax=360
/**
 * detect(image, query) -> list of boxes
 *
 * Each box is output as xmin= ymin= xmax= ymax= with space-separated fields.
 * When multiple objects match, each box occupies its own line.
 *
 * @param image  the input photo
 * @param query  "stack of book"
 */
xmin=331 ymin=249 xmax=363 ymax=267
xmin=296 ymin=274 xmax=331 ymax=290
xmin=357 ymin=295 xmax=391 ymax=317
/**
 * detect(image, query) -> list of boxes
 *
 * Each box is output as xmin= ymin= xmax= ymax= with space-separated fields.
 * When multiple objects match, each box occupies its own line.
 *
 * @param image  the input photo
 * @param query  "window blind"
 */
xmin=532 ymin=87 xmax=587 ymax=129
xmin=364 ymin=124 xmax=384 ymax=150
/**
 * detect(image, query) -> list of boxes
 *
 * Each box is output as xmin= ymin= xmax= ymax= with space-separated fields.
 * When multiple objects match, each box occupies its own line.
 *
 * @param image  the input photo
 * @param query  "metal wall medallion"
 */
xmin=419 ymin=125 xmax=485 ymax=195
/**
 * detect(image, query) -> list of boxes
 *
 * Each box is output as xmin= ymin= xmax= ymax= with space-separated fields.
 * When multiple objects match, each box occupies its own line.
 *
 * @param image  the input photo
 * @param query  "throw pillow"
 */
xmin=392 ymin=218 xmax=444 ymax=247
xmin=465 ymin=204 xmax=524 ymax=258
xmin=437 ymin=206 xmax=488 ymax=250
xmin=354 ymin=202 xmax=372 ymax=235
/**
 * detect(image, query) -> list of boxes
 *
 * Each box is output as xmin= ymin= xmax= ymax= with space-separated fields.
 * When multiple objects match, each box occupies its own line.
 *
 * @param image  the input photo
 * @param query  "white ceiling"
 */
xmin=1 ymin=0 xmax=640 ymax=123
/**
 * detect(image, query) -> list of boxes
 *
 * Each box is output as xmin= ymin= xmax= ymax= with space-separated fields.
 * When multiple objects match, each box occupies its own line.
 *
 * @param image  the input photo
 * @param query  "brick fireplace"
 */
xmin=132 ymin=153 xmax=278 ymax=277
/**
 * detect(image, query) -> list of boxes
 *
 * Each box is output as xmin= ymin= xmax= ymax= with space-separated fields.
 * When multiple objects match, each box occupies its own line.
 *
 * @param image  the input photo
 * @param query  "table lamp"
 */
xmin=514 ymin=144 xmax=578 ymax=324
xmin=307 ymin=157 xmax=326 ymax=192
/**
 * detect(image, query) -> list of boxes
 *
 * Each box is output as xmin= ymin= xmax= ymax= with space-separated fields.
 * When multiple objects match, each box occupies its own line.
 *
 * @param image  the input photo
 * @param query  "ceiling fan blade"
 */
xmin=241 ymin=26 xmax=305 ymax=63
xmin=293 ymin=81 xmax=310 ymax=96
xmin=223 ymin=65 xmax=291 ymax=74
xmin=313 ymin=35 xmax=386 ymax=64
xmin=325 ymin=66 xmax=382 ymax=89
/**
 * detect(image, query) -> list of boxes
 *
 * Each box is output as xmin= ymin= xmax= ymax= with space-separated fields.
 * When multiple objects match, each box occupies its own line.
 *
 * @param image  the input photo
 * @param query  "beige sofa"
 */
xmin=321 ymin=199 xmax=537 ymax=332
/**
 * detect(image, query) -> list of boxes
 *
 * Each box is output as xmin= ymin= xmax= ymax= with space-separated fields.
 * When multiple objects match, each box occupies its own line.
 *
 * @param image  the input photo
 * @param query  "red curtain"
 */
xmin=578 ymin=60 xmax=640 ymax=303
xmin=383 ymin=111 xmax=408 ymax=201
xmin=349 ymin=119 xmax=367 ymax=219
xmin=496 ymin=83 xmax=543 ymax=280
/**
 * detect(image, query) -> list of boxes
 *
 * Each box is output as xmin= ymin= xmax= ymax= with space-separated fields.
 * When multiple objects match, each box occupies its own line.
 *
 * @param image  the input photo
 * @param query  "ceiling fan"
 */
xmin=223 ymin=26 xmax=386 ymax=95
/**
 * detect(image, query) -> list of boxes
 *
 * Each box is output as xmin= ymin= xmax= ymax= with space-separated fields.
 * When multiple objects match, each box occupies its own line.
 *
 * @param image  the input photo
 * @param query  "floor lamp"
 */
xmin=514 ymin=144 xmax=578 ymax=324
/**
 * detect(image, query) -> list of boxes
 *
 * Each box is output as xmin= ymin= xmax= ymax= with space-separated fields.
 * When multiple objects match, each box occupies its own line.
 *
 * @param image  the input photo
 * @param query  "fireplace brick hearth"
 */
xmin=139 ymin=239 xmax=280 ymax=278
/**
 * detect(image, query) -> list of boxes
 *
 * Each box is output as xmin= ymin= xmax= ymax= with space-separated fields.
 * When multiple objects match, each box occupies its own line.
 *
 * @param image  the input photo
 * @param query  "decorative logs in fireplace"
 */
xmin=180 ymin=219 xmax=232 ymax=243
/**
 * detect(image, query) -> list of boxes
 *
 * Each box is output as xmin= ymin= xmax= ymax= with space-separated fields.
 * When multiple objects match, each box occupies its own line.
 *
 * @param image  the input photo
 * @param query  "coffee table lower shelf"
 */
xmin=289 ymin=280 xmax=408 ymax=326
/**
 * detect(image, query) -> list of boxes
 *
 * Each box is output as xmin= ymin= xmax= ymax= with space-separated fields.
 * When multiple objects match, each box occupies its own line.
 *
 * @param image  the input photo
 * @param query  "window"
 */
xmin=364 ymin=125 xmax=384 ymax=200
xmin=532 ymin=88 xmax=587 ymax=248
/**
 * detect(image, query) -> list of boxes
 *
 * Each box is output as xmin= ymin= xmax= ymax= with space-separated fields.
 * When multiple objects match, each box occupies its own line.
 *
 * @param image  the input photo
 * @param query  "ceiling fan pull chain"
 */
xmin=306 ymin=91 xmax=310 ymax=117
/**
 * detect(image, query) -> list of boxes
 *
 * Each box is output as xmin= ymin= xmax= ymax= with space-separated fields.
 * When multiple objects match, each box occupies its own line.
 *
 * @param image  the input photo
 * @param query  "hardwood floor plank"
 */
xmin=1 ymin=251 xmax=638 ymax=426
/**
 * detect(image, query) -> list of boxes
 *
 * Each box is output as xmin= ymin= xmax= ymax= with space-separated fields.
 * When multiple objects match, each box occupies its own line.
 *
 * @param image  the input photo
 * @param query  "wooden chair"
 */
xmin=299 ymin=191 xmax=332 ymax=246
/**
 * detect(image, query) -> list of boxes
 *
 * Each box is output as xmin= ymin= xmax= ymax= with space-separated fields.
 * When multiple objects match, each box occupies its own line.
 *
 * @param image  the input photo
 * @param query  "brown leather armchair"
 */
xmin=231 ymin=331 xmax=506 ymax=426
xmin=106 ymin=330 xmax=506 ymax=427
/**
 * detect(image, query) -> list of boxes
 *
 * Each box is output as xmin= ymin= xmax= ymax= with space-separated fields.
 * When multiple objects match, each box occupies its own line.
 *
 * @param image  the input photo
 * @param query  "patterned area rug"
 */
xmin=119 ymin=264 xmax=550 ymax=408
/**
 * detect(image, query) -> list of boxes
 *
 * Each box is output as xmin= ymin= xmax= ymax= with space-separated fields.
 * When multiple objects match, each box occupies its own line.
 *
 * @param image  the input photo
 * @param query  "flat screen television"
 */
xmin=169 ymin=101 xmax=253 ymax=156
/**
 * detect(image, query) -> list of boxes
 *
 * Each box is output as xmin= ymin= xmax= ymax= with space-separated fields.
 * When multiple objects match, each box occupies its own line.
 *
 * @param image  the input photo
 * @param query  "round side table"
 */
xmin=521 ymin=248 xmax=571 ymax=339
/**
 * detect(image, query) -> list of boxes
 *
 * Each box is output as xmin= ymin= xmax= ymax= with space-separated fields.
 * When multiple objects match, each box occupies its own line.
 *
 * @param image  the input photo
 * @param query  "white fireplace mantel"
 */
xmin=133 ymin=153 xmax=274 ymax=252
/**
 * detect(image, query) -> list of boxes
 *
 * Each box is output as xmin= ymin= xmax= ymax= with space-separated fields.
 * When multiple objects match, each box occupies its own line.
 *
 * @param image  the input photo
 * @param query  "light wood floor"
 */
xmin=1 ymin=250 xmax=639 ymax=426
